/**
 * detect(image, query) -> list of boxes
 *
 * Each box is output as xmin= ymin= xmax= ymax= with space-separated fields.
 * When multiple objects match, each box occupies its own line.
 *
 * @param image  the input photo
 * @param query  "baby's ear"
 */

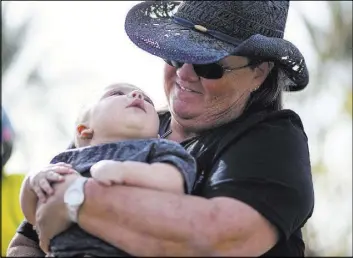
xmin=77 ymin=124 xmax=94 ymax=139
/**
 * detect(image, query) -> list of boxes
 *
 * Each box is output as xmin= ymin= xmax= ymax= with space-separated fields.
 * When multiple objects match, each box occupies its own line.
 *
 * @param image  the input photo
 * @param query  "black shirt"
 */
xmin=159 ymin=109 xmax=314 ymax=256
xmin=18 ymin=108 xmax=314 ymax=256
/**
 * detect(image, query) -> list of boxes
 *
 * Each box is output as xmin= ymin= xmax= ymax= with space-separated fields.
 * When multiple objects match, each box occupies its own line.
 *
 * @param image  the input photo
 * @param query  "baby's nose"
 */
xmin=128 ymin=90 xmax=143 ymax=99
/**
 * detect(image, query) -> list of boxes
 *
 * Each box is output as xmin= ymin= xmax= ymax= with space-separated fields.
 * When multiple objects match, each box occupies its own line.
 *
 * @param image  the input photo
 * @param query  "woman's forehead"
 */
xmin=220 ymin=55 xmax=249 ymax=66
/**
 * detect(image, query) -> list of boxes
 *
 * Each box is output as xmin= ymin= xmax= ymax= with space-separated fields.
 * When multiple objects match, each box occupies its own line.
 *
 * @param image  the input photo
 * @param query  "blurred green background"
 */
xmin=1 ymin=1 xmax=352 ymax=256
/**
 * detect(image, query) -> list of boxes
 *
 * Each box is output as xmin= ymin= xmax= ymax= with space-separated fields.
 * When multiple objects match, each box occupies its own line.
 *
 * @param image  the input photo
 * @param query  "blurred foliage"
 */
xmin=295 ymin=1 xmax=352 ymax=98
xmin=298 ymin=1 xmax=352 ymax=256
xmin=344 ymin=90 xmax=353 ymax=116
xmin=2 ymin=1 xmax=71 ymax=140
xmin=302 ymin=2 xmax=352 ymax=63
xmin=1 ymin=2 xmax=39 ymax=81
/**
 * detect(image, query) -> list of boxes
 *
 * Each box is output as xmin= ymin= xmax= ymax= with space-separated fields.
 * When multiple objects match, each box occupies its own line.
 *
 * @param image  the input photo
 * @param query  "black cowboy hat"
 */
xmin=125 ymin=1 xmax=309 ymax=91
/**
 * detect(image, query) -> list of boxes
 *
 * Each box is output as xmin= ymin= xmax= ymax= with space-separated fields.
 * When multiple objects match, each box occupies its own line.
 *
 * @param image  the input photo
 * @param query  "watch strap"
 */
xmin=65 ymin=177 xmax=89 ymax=223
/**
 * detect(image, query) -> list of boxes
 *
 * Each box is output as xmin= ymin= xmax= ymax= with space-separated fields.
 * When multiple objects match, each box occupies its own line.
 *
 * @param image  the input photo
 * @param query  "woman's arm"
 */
xmin=78 ymin=180 xmax=277 ymax=256
xmin=36 ymin=176 xmax=276 ymax=256
xmin=91 ymin=160 xmax=184 ymax=194
xmin=7 ymin=233 xmax=45 ymax=257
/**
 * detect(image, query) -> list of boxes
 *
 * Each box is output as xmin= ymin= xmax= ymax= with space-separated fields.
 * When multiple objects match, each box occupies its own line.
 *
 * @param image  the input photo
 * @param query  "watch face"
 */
xmin=64 ymin=189 xmax=84 ymax=205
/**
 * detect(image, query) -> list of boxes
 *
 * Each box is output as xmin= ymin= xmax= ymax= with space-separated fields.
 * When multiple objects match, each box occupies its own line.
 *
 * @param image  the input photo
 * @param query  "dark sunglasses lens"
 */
xmin=164 ymin=60 xmax=224 ymax=79
xmin=194 ymin=63 xmax=224 ymax=79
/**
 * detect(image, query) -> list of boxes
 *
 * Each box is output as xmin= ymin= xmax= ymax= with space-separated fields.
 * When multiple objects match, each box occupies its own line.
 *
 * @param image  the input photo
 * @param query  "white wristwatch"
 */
xmin=64 ymin=177 xmax=89 ymax=223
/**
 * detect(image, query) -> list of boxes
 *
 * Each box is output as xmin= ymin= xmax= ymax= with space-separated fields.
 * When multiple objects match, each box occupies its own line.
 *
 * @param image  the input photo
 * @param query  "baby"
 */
xmin=20 ymin=83 xmax=197 ymax=257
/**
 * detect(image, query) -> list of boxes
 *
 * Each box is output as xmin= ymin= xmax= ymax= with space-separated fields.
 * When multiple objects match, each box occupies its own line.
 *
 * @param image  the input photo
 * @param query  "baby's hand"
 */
xmin=90 ymin=160 xmax=124 ymax=186
xmin=29 ymin=162 xmax=77 ymax=203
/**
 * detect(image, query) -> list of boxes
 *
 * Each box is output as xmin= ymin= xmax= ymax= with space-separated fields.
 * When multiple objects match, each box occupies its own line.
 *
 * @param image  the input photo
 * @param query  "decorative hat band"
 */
xmin=172 ymin=16 xmax=243 ymax=47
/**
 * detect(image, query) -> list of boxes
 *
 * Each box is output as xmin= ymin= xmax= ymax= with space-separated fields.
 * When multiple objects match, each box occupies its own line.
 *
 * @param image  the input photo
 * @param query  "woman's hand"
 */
xmin=29 ymin=162 xmax=77 ymax=203
xmin=35 ymin=173 xmax=81 ymax=252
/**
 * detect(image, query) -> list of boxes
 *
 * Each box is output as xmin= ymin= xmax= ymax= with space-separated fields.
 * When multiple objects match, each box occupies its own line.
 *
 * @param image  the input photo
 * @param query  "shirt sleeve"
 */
xmin=203 ymin=114 xmax=314 ymax=240
xmin=148 ymin=139 xmax=197 ymax=194
xmin=16 ymin=220 xmax=39 ymax=244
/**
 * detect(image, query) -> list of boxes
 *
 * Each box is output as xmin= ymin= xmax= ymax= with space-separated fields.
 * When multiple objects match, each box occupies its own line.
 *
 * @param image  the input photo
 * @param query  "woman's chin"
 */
xmin=171 ymin=102 xmax=200 ymax=120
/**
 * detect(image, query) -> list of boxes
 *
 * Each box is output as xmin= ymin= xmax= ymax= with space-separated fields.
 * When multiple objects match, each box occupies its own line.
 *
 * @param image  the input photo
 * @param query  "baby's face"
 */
xmin=88 ymin=83 xmax=159 ymax=140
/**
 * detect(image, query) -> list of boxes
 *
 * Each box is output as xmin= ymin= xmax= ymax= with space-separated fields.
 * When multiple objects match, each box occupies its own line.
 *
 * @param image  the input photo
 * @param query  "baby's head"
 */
xmin=75 ymin=83 xmax=159 ymax=147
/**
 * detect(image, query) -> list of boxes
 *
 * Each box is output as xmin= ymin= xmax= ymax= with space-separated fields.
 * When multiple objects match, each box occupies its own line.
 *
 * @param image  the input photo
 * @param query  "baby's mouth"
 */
xmin=126 ymin=98 xmax=146 ymax=112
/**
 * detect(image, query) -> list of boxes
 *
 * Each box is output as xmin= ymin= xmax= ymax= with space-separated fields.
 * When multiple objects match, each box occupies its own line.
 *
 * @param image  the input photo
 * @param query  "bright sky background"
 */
xmin=2 ymin=1 xmax=352 ymax=255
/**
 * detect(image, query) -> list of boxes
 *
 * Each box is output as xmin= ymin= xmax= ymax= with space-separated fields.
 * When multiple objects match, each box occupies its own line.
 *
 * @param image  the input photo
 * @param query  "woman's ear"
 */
xmin=77 ymin=124 xmax=94 ymax=139
xmin=252 ymin=61 xmax=274 ymax=90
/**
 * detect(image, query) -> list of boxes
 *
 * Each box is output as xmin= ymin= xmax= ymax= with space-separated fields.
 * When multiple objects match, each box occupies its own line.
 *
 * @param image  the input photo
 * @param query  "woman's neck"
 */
xmin=167 ymin=117 xmax=197 ymax=143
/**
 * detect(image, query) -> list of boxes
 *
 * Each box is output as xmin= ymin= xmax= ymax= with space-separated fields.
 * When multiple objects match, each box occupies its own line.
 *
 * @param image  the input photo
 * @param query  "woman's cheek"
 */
xmin=164 ymin=64 xmax=177 ymax=80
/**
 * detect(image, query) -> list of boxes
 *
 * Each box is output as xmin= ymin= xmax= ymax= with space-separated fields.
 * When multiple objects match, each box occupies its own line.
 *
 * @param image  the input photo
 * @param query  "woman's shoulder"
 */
xmin=261 ymin=109 xmax=305 ymax=130
xmin=251 ymin=109 xmax=308 ymax=142
xmin=191 ymin=109 xmax=307 ymax=162
xmin=225 ymin=108 xmax=306 ymax=139
xmin=212 ymin=109 xmax=308 ymax=158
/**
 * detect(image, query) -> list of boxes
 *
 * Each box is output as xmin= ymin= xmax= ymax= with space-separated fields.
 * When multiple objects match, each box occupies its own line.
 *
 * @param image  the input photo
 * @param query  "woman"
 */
xmin=8 ymin=1 xmax=314 ymax=257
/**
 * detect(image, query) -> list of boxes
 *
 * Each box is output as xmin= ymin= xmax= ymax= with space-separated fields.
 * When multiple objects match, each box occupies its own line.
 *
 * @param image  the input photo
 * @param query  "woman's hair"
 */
xmin=245 ymin=61 xmax=287 ymax=112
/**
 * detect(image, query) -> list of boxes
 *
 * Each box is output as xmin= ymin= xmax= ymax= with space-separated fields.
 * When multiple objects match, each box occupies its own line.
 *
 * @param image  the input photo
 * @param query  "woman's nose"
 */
xmin=176 ymin=63 xmax=199 ymax=82
xmin=127 ymin=90 xmax=143 ymax=99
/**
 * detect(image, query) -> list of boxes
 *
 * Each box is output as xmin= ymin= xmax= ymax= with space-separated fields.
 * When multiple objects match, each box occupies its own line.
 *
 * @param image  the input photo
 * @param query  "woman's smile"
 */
xmin=174 ymin=82 xmax=203 ymax=101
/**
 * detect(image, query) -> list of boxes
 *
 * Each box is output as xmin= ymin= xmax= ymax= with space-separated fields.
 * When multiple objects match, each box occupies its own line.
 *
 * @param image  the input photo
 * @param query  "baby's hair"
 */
xmin=106 ymin=82 xmax=143 ymax=91
xmin=76 ymin=104 xmax=92 ymax=125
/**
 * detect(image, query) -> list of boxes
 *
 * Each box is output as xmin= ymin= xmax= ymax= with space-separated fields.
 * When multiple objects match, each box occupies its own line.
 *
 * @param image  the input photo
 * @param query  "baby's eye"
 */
xmin=144 ymin=97 xmax=154 ymax=106
xmin=109 ymin=91 xmax=125 ymax=96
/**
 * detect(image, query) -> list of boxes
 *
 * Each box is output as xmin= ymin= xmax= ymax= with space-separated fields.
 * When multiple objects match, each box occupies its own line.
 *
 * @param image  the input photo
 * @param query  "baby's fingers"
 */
xmin=51 ymin=165 xmax=77 ymax=175
xmin=39 ymin=177 xmax=55 ymax=195
xmin=54 ymin=162 xmax=72 ymax=167
xmin=46 ymin=171 xmax=64 ymax=182
xmin=52 ymin=162 xmax=72 ymax=170
xmin=33 ymin=186 xmax=47 ymax=203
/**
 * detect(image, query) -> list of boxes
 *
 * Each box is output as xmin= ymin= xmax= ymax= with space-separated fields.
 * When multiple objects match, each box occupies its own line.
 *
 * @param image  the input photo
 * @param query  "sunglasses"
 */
xmin=164 ymin=59 xmax=262 ymax=79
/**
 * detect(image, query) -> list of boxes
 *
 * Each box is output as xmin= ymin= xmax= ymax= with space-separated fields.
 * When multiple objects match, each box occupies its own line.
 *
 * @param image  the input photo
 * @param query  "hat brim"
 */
xmin=125 ymin=1 xmax=309 ymax=91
